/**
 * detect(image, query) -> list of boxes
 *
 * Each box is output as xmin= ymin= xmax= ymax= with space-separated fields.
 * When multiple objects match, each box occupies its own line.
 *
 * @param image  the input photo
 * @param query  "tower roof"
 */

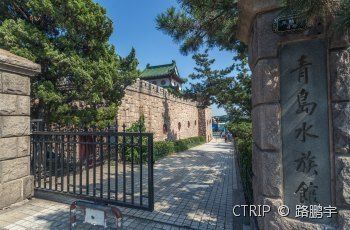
xmin=140 ymin=61 xmax=184 ymax=83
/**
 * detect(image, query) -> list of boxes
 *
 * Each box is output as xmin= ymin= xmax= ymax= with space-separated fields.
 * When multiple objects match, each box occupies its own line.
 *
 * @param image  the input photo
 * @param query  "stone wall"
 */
xmin=0 ymin=49 xmax=40 ymax=209
xmin=332 ymin=41 xmax=350 ymax=229
xmin=238 ymin=0 xmax=350 ymax=228
xmin=117 ymin=79 xmax=213 ymax=142
xmin=198 ymin=108 xmax=213 ymax=142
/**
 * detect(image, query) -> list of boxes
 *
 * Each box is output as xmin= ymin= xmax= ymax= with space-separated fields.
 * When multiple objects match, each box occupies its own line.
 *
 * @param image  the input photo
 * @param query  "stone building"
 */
xmin=117 ymin=79 xmax=213 ymax=142
xmin=140 ymin=61 xmax=185 ymax=91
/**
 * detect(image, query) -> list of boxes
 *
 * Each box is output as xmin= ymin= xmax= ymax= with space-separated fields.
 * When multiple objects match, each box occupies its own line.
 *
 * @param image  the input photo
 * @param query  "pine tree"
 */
xmin=156 ymin=0 xmax=349 ymax=61
xmin=0 ymin=0 xmax=139 ymax=127
xmin=281 ymin=0 xmax=350 ymax=31
xmin=156 ymin=0 xmax=245 ymax=58
xmin=184 ymin=50 xmax=233 ymax=107
xmin=156 ymin=0 xmax=348 ymax=122
xmin=184 ymin=50 xmax=251 ymax=121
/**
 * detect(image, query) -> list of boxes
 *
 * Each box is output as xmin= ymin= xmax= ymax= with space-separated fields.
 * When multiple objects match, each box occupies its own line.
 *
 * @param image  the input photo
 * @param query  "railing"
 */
xmin=30 ymin=124 xmax=154 ymax=211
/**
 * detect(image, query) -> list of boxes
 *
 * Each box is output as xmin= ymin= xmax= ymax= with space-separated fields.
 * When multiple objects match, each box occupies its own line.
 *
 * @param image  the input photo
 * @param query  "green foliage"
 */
xmin=228 ymin=122 xmax=252 ymax=154
xmin=223 ymin=59 xmax=252 ymax=123
xmin=280 ymin=0 xmax=338 ymax=18
xmin=156 ymin=0 xmax=246 ymax=58
xmin=124 ymin=134 xmax=206 ymax=164
xmin=122 ymin=116 xmax=204 ymax=164
xmin=183 ymin=49 xmax=234 ymax=108
xmin=124 ymin=139 xmax=147 ymax=165
xmin=153 ymin=141 xmax=175 ymax=162
xmin=126 ymin=115 xmax=146 ymax=133
xmin=337 ymin=0 xmax=350 ymax=30
xmin=124 ymin=116 xmax=148 ymax=163
xmin=157 ymin=0 xmax=350 ymax=57
xmin=183 ymin=49 xmax=251 ymax=122
xmin=153 ymin=136 xmax=205 ymax=162
xmin=173 ymin=136 xmax=206 ymax=152
xmin=156 ymin=1 xmax=252 ymax=122
xmin=163 ymin=86 xmax=186 ymax=98
xmin=228 ymin=121 xmax=253 ymax=203
xmin=280 ymin=0 xmax=350 ymax=31
xmin=0 ymin=0 xmax=139 ymax=127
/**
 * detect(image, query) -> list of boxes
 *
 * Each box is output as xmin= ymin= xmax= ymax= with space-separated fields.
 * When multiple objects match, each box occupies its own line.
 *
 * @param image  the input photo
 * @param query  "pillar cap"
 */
xmin=237 ymin=0 xmax=280 ymax=44
xmin=0 ymin=49 xmax=41 ymax=76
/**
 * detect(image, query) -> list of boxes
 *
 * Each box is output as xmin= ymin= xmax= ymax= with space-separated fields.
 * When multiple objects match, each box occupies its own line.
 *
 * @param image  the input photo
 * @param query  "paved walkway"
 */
xmin=0 ymin=140 xmax=239 ymax=229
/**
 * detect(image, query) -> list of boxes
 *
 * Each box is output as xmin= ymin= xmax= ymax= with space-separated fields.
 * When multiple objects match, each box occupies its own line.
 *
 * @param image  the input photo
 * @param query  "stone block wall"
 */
xmin=198 ymin=108 xmax=213 ymax=142
xmin=331 ymin=44 xmax=350 ymax=229
xmin=0 ymin=49 xmax=40 ymax=209
xmin=237 ymin=0 xmax=350 ymax=228
xmin=117 ymin=79 xmax=213 ymax=142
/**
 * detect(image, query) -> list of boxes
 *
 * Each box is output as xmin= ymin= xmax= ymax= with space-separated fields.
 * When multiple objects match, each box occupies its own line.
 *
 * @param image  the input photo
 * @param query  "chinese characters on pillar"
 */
xmin=280 ymin=40 xmax=331 ymax=223
xmin=291 ymin=55 xmax=320 ymax=204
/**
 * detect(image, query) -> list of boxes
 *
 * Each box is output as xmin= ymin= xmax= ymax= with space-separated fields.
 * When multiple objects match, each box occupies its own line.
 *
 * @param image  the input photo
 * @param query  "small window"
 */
xmin=163 ymin=124 xmax=168 ymax=134
xmin=161 ymin=80 xmax=166 ymax=85
xmin=187 ymin=121 xmax=190 ymax=128
xmin=178 ymin=122 xmax=181 ymax=130
xmin=194 ymin=120 xmax=197 ymax=126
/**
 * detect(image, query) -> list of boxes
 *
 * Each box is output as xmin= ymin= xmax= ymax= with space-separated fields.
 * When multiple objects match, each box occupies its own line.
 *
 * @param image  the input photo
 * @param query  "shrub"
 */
xmin=123 ymin=115 xmax=148 ymax=163
xmin=153 ymin=141 xmax=175 ymax=162
xmin=123 ymin=117 xmax=206 ymax=163
xmin=154 ymin=136 xmax=205 ymax=161
xmin=123 ymin=135 xmax=206 ymax=164
xmin=228 ymin=121 xmax=253 ymax=204
xmin=175 ymin=136 xmax=206 ymax=151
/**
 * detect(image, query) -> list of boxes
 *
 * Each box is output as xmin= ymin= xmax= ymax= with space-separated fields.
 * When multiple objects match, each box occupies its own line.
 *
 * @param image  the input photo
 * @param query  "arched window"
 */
xmin=178 ymin=122 xmax=181 ymax=130
xmin=163 ymin=124 xmax=168 ymax=134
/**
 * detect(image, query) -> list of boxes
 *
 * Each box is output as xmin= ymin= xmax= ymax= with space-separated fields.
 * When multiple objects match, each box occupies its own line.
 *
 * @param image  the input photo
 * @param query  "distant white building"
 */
xmin=140 ymin=60 xmax=185 ymax=91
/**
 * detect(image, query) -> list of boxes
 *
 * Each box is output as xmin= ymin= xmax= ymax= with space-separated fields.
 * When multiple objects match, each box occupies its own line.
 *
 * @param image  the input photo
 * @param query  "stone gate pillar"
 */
xmin=237 ymin=0 xmax=350 ymax=229
xmin=0 ymin=49 xmax=40 ymax=208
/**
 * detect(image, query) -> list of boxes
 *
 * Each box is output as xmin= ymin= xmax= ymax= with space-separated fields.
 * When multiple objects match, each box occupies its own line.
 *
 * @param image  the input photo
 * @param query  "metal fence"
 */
xmin=30 ymin=123 xmax=154 ymax=211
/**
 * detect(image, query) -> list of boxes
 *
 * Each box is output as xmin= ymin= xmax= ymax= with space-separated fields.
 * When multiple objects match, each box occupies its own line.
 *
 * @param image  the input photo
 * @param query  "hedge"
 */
xmin=153 ymin=136 xmax=206 ymax=161
xmin=122 ymin=117 xmax=206 ymax=163
xmin=123 ymin=136 xmax=206 ymax=163
xmin=228 ymin=121 xmax=253 ymax=204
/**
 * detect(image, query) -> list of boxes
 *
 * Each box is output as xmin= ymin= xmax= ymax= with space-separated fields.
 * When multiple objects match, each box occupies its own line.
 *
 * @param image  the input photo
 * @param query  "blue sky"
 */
xmin=94 ymin=0 xmax=234 ymax=116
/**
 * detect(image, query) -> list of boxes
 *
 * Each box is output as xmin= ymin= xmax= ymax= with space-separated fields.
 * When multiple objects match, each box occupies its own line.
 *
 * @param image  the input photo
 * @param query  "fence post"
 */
xmin=147 ymin=133 xmax=154 ymax=211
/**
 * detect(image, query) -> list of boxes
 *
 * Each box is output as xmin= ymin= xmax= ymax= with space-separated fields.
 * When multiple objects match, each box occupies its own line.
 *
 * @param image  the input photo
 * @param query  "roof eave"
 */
xmin=141 ymin=74 xmax=170 ymax=80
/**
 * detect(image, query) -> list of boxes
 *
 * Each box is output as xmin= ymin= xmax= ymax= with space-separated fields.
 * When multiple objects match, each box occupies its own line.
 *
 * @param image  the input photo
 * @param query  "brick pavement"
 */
xmin=0 ymin=140 xmax=237 ymax=229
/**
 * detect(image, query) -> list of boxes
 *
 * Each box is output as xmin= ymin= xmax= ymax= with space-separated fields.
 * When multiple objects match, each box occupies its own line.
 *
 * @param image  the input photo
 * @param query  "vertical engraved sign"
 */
xmin=280 ymin=40 xmax=331 ymax=223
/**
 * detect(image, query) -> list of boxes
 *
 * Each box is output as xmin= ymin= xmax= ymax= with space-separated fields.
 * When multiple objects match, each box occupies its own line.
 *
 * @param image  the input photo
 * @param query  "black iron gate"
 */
xmin=30 ymin=124 xmax=154 ymax=211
